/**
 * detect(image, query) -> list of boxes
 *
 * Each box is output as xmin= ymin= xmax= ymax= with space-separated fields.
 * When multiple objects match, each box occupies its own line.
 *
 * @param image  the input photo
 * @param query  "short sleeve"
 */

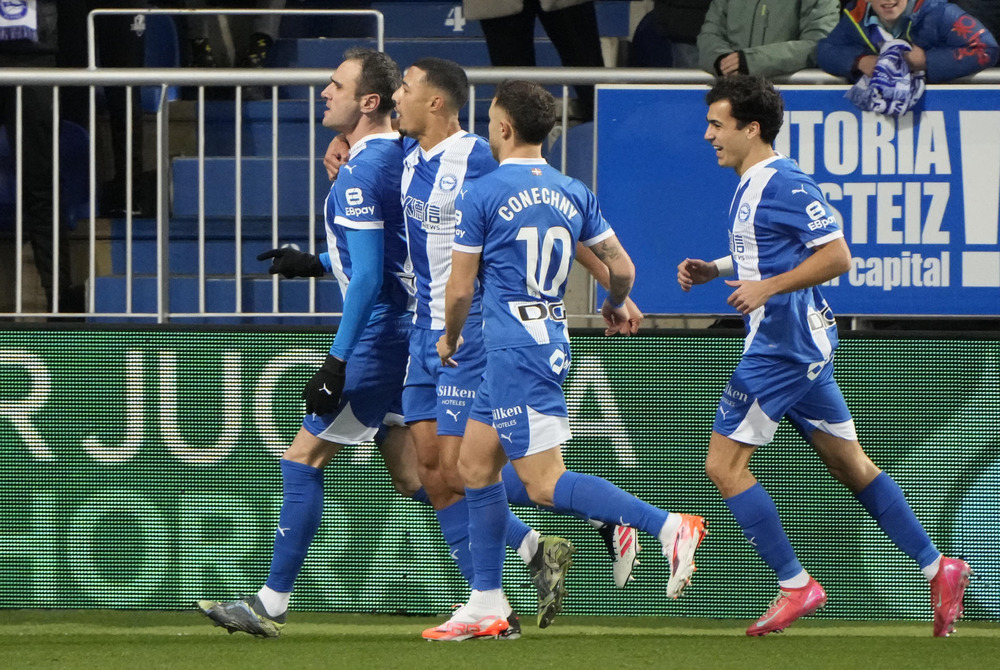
xmin=454 ymin=182 xmax=485 ymax=253
xmin=766 ymin=178 xmax=843 ymax=249
xmin=578 ymin=187 xmax=614 ymax=246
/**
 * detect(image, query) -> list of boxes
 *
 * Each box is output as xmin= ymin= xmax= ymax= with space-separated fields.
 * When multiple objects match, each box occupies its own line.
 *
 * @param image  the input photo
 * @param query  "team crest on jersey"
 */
xmin=531 ymin=168 xmax=543 ymax=176
xmin=438 ymin=174 xmax=458 ymax=191
xmin=738 ymin=203 xmax=751 ymax=222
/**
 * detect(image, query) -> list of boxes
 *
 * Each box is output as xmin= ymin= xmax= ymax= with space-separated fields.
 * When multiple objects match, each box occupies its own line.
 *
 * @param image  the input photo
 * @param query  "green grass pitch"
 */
xmin=1 ymin=611 xmax=998 ymax=670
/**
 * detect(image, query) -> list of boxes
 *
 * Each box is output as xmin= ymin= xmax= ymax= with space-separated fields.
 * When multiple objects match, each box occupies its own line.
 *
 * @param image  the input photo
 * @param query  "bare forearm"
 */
xmin=575 ymin=241 xmax=611 ymax=290
xmin=444 ymin=283 xmax=473 ymax=347
xmin=588 ymin=235 xmax=634 ymax=304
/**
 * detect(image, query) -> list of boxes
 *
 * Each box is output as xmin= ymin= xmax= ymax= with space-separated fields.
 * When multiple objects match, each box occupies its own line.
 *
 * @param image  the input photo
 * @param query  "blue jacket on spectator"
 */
xmin=817 ymin=0 xmax=998 ymax=83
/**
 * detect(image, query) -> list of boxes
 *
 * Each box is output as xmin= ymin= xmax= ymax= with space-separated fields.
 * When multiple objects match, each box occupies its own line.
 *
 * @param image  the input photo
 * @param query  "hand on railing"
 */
xmin=257 ymin=247 xmax=325 ymax=278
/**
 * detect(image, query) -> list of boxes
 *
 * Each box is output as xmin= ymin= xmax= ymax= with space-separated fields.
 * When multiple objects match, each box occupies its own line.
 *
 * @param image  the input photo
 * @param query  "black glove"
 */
xmin=257 ymin=247 xmax=325 ymax=278
xmin=302 ymin=354 xmax=347 ymax=415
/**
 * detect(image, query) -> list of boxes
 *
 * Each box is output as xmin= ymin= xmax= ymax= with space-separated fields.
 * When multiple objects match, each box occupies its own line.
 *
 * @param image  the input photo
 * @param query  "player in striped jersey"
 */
xmin=677 ymin=74 xmax=970 ymax=637
xmin=394 ymin=59 xmax=645 ymax=634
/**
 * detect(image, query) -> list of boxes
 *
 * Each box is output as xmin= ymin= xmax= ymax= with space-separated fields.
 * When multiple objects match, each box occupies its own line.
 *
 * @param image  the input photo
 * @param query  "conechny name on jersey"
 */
xmin=497 ymin=187 xmax=580 ymax=222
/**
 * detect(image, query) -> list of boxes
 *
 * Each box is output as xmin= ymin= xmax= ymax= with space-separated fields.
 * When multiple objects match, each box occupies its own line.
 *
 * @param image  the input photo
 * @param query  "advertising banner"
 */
xmin=1 ymin=330 xmax=997 ymax=621
xmin=596 ymin=86 xmax=1000 ymax=316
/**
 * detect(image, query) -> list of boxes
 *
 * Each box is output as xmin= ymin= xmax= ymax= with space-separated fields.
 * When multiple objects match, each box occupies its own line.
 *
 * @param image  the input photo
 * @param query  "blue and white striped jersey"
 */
xmin=325 ymin=132 xmax=414 ymax=317
xmin=454 ymin=157 xmax=613 ymax=351
xmin=401 ymin=132 xmax=498 ymax=329
xmin=727 ymin=155 xmax=844 ymax=363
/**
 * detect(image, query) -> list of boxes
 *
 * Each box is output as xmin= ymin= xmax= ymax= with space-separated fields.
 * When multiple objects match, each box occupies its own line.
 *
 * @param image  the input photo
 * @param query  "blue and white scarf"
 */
xmin=0 ymin=0 xmax=37 ymax=42
xmin=846 ymin=39 xmax=926 ymax=116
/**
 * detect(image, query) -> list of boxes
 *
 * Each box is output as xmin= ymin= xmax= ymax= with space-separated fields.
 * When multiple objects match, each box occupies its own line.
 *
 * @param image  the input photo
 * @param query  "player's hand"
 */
xmin=436 ymin=333 xmax=463 ymax=367
xmin=719 ymin=52 xmax=741 ymax=76
xmin=257 ymin=246 xmax=325 ymax=278
xmin=303 ymin=354 xmax=347 ymax=415
xmin=677 ymin=258 xmax=719 ymax=291
xmin=725 ymin=279 xmax=775 ymax=314
xmin=601 ymin=298 xmax=632 ymax=336
xmin=624 ymin=297 xmax=644 ymax=335
xmin=324 ymin=134 xmax=350 ymax=182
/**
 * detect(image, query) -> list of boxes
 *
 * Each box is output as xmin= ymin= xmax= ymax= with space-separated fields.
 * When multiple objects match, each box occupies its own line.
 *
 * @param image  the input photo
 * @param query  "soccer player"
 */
xmin=195 ymin=48 xmax=418 ymax=637
xmin=676 ymin=74 xmax=971 ymax=637
xmin=423 ymin=80 xmax=707 ymax=641
xmin=392 ymin=58 xmax=646 ymax=631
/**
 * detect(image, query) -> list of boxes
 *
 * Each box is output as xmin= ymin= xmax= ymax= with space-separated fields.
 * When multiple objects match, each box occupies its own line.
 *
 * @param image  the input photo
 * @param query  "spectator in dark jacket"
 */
xmin=953 ymin=0 xmax=1000 ymax=58
xmin=817 ymin=0 xmax=998 ymax=82
xmin=0 ymin=0 xmax=84 ymax=313
xmin=629 ymin=0 xmax=712 ymax=68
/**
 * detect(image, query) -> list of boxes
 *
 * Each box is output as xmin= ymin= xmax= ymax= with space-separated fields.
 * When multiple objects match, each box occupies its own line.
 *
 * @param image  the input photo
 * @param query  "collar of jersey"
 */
xmin=738 ymin=153 xmax=782 ymax=187
xmin=348 ymin=131 xmax=401 ymax=160
xmin=419 ymin=129 xmax=470 ymax=161
xmin=499 ymin=157 xmax=547 ymax=166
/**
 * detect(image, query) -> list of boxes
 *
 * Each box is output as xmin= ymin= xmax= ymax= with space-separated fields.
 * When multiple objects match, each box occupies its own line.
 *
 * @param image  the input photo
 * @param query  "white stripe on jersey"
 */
xmin=334 ymin=216 xmax=384 ymax=230
xmin=733 ymin=165 xmax=771 ymax=353
xmin=426 ymin=135 xmax=479 ymax=329
xmin=807 ymin=306 xmax=834 ymax=361
xmin=808 ymin=229 xmax=844 ymax=248
xmin=324 ymin=191 xmax=350 ymax=299
xmin=581 ymin=228 xmax=614 ymax=247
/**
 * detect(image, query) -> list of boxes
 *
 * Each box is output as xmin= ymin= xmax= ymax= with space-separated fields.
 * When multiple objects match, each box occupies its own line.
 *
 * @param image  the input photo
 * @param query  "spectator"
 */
xmin=954 ymin=0 xmax=1000 ymax=53
xmin=463 ymin=0 xmax=604 ymax=120
xmin=697 ymin=0 xmax=840 ymax=78
xmin=182 ymin=1 xmax=285 ymax=69
xmin=59 ymin=1 xmax=149 ymax=218
xmin=817 ymin=0 xmax=998 ymax=83
xmin=0 ymin=0 xmax=84 ymax=313
xmin=629 ymin=0 xmax=712 ymax=68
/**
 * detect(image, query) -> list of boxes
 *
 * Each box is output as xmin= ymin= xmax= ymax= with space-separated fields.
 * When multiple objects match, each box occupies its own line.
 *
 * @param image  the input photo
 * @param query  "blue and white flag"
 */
xmin=0 ymin=0 xmax=37 ymax=42
xmin=846 ymin=39 xmax=926 ymax=117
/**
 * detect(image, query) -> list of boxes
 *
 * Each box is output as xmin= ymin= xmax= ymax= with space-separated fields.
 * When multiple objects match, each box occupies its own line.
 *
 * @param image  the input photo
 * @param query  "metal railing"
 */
xmin=1 ymin=66 xmax=999 ymax=322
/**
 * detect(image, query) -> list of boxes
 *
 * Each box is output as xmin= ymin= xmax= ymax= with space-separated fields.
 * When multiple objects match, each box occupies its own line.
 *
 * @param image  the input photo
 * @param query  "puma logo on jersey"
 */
xmin=342 ymin=164 xmax=356 ymax=174
xmin=791 ymin=184 xmax=808 ymax=195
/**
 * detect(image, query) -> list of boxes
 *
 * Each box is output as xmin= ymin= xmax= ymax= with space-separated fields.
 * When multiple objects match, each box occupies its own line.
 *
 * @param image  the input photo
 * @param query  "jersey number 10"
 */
xmin=517 ymin=227 xmax=573 ymax=299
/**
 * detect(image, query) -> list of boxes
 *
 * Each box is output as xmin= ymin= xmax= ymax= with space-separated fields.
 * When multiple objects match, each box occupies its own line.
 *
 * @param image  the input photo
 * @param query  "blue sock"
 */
xmin=435 ymin=498 xmax=476 ymax=585
xmin=724 ymin=483 xmax=802 ymax=581
xmin=411 ymin=486 xmax=430 ymax=505
xmin=501 ymin=463 xmax=532 ymax=506
xmin=552 ymin=471 xmax=668 ymax=537
xmin=466 ymin=482 xmax=508 ymax=591
xmin=505 ymin=509 xmax=531 ymax=551
xmin=855 ymin=472 xmax=940 ymax=568
xmin=265 ymin=459 xmax=325 ymax=592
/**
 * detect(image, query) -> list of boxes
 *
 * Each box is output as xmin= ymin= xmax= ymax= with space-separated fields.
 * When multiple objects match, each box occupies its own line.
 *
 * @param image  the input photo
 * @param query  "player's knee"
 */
xmin=523 ymin=480 xmax=555 ymax=508
xmin=441 ymin=467 xmax=466 ymax=497
xmin=387 ymin=469 xmax=423 ymax=499
xmin=704 ymin=458 xmax=736 ymax=491
xmin=457 ymin=454 xmax=491 ymax=490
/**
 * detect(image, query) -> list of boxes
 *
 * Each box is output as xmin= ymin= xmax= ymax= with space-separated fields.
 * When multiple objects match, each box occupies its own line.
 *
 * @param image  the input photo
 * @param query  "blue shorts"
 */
xmin=713 ymin=354 xmax=857 ymax=446
xmin=302 ymin=311 xmax=412 ymax=445
xmin=470 ymin=343 xmax=573 ymax=460
xmin=403 ymin=319 xmax=486 ymax=436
